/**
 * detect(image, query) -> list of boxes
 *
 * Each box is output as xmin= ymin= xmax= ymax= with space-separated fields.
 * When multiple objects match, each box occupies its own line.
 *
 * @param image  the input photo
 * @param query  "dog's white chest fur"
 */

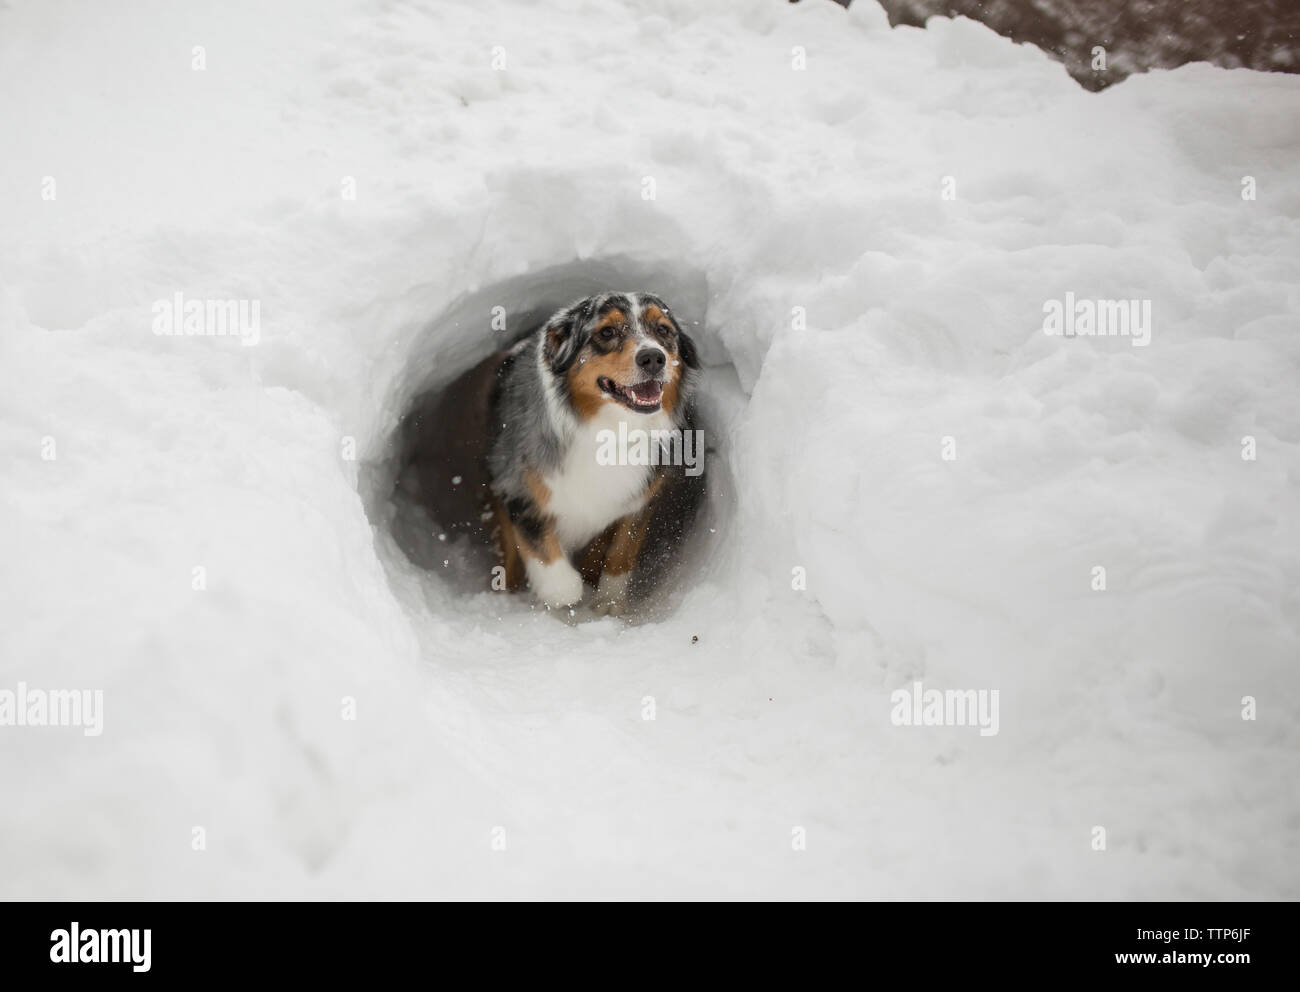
xmin=545 ymin=404 xmax=669 ymax=552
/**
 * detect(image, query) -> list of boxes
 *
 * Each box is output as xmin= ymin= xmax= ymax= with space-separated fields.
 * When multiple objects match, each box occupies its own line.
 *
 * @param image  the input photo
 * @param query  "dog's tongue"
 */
xmin=630 ymin=381 xmax=663 ymax=404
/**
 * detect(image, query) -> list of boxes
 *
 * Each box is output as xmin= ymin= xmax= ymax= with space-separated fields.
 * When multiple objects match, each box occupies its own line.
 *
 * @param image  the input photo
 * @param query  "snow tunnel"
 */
xmin=358 ymin=256 xmax=744 ymax=623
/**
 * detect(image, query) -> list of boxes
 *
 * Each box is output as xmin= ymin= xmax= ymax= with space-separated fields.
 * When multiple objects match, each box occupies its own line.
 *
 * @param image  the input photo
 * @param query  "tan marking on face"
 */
xmin=641 ymin=305 xmax=680 ymax=355
xmin=640 ymin=304 xmax=685 ymax=414
xmin=653 ymin=337 xmax=690 ymax=416
xmin=566 ymin=340 xmax=637 ymax=420
xmin=660 ymin=366 xmax=682 ymax=416
xmin=594 ymin=308 xmax=627 ymax=333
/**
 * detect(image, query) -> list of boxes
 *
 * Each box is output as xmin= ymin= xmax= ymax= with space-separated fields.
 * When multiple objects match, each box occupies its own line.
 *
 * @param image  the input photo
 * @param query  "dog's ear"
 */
xmin=542 ymin=301 xmax=590 ymax=374
xmin=677 ymin=328 xmax=701 ymax=370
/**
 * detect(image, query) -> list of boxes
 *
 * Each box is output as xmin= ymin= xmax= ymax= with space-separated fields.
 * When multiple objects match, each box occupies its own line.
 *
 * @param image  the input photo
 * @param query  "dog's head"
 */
xmin=539 ymin=292 xmax=700 ymax=421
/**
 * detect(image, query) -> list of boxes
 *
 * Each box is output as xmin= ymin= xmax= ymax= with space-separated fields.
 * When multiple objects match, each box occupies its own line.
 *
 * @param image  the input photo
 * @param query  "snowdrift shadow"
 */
xmin=360 ymin=256 xmax=741 ymax=623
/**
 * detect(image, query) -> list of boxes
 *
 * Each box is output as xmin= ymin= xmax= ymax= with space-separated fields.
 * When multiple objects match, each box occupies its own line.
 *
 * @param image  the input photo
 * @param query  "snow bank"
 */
xmin=1 ymin=0 xmax=1297 ymax=898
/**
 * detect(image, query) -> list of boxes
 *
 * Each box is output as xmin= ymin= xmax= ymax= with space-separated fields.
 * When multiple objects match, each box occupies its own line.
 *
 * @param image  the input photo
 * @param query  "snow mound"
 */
xmin=1 ymin=0 xmax=1297 ymax=898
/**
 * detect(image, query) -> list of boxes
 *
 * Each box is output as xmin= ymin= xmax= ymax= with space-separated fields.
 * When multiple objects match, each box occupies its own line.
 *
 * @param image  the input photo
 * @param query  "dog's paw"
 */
xmin=592 ymin=571 xmax=631 ymax=617
xmin=526 ymin=557 xmax=585 ymax=610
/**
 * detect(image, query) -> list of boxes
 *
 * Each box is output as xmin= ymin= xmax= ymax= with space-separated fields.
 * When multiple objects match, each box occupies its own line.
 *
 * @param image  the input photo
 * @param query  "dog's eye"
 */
xmin=657 ymin=323 xmax=674 ymax=337
xmin=597 ymin=326 xmax=618 ymax=342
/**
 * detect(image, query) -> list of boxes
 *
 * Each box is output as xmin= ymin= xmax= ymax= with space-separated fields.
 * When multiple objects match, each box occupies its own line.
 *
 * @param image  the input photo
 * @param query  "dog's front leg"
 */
xmin=503 ymin=498 xmax=583 ymax=610
xmin=593 ymin=505 xmax=655 ymax=617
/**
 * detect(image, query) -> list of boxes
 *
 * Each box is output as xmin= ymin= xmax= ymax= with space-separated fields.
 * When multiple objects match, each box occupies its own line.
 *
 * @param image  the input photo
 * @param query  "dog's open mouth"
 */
xmin=598 ymin=377 xmax=663 ymax=412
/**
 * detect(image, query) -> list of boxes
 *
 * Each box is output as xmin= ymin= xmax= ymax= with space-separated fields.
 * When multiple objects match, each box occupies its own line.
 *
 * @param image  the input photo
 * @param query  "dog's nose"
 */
xmin=635 ymin=348 xmax=666 ymax=374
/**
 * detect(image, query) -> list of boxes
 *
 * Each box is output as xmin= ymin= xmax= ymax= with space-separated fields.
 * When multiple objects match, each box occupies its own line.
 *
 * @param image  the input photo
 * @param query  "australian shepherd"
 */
xmin=405 ymin=292 xmax=703 ymax=615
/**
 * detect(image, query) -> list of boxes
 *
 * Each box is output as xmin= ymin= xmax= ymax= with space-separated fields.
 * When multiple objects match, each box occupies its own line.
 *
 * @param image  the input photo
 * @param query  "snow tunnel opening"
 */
xmin=359 ymin=256 xmax=744 ymax=624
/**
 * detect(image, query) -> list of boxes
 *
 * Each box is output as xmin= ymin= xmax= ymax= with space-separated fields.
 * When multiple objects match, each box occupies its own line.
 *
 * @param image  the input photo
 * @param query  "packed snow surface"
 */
xmin=1 ymin=0 xmax=1297 ymax=898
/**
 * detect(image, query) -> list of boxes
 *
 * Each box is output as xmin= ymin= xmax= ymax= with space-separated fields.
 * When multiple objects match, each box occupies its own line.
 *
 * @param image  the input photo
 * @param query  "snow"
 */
xmin=2 ymin=0 xmax=1298 ymax=899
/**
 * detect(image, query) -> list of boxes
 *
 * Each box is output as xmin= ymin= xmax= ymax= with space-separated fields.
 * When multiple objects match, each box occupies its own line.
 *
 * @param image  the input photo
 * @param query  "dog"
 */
xmin=403 ymin=292 xmax=703 ymax=615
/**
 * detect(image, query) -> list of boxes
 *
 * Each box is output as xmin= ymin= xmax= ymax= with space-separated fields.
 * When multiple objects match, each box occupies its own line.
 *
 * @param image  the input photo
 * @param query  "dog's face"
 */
xmin=541 ymin=292 xmax=699 ymax=421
